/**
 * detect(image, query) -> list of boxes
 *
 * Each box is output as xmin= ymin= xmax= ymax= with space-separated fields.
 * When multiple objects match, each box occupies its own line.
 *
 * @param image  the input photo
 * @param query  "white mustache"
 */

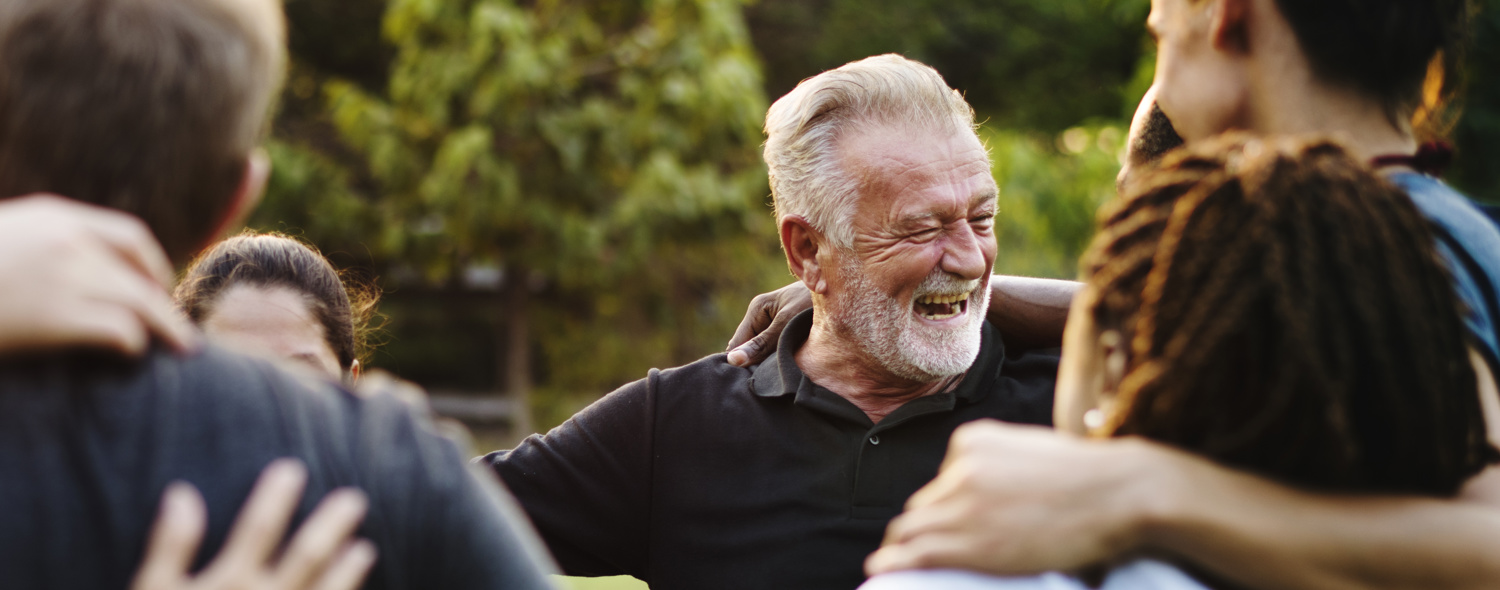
xmin=912 ymin=271 xmax=981 ymax=300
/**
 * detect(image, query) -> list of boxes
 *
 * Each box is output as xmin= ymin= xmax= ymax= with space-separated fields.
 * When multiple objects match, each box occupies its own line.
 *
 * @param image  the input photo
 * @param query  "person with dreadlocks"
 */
xmin=1059 ymin=137 xmax=1497 ymax=495
xmin=862 ymin=135 xmax=1498 ymax=589
xmin=864 ymin=1 xmax=1500 ymax=588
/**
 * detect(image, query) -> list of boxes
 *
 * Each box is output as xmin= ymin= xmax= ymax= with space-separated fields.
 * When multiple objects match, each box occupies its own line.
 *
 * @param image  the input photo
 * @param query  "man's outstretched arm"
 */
xmin=870 ymin=352 xmax=1500 ymax=590
xmin=480 ymin=375 xmax=656 ymax=578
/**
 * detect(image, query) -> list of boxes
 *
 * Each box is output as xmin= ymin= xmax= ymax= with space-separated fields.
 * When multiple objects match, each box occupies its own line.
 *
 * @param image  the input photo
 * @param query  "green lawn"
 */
xmin=555 ymin=575 xmax=649 ymax=590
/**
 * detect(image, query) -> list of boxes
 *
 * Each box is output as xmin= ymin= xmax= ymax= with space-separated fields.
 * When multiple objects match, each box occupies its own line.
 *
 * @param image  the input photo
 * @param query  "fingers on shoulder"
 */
xmin=308 ymin=539 xmax=378 ymax=590
xmin=272 ymin=488 xmax=370 ymax=589
xmin=131 ymin=482 xmax=208 ymax=590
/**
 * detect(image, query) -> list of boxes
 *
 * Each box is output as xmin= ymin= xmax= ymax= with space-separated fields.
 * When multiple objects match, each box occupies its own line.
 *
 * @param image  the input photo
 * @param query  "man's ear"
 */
xmin=780 ymin=216 xmax=828 ymax=295
xmin=198 ymin=149 xmax=271 ymax=254
xmin=348 ymin=359 xmax=362 ymax=385
xmin=1210 ymin=0 xmax=1251 ymax=54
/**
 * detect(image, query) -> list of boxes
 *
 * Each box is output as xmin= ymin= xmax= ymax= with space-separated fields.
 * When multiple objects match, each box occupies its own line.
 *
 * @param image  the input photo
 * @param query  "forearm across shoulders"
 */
xmin=1134 ymin=441 xmax=1500 ymax=590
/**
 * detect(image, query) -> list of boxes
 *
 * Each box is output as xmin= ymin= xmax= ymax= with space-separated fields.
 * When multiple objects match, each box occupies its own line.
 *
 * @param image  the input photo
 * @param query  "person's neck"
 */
xmin=1246 ymin=63 xmax=1417 ymax=161
xmin=795 ymin=309 xmax=963 ymax=425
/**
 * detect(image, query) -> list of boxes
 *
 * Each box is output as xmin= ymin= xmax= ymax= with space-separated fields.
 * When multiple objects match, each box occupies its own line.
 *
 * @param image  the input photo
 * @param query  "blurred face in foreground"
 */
xmin=1147 ymin=0 xmax=1253 ymax=143
xmin=819 ymin=126 xmax=998 ymax=382
xmin=202 ymin=284 xmax=343 ymax=380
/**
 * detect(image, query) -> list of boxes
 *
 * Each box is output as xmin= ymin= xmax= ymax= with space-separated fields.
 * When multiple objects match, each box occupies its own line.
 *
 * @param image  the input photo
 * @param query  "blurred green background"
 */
xmin=253 ymin=1 xmax=1500 ymax=586
xmin=258 ymin=0 xmax=1500 ymax=499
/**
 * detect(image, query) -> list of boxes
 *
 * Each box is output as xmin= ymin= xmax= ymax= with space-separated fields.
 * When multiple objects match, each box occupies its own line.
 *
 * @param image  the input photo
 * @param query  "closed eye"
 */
xmin=910 ymin=227 xmax=942 ymax=240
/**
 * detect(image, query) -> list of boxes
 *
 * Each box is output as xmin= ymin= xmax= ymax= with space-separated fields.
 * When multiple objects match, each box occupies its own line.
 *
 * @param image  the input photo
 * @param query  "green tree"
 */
xmin=748 ymin=0 xmax=1151 ymax=131
xmin=987 ymin=123 xmax=1128 ymax=279
xmin=321 ymin=0 xmax=781 ymax=429
xmin=1452 ymin=0 xmax=1500 ymax=204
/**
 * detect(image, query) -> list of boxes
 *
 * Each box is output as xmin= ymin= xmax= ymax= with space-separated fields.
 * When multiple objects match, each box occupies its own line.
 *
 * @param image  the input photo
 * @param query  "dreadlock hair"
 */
xmin=1080 ymin=134 xmax=1496 ymax=495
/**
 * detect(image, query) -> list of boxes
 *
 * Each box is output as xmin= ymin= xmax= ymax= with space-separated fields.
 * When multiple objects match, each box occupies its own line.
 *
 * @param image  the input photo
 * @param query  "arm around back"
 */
xmin=983 ymin=276 xmax=1078 ymax=350
xmin=872 ymin=356 xmax=1500 ymax=590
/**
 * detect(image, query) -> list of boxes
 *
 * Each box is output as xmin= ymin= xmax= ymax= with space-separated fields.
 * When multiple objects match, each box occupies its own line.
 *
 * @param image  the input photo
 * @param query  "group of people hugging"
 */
xmin=1 ymin=0 xmax=1498 ymax=589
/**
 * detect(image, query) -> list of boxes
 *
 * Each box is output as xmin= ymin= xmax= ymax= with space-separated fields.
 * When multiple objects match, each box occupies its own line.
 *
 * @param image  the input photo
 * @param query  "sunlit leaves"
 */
xmin=326 ymin=0 xmax=784 ymax=409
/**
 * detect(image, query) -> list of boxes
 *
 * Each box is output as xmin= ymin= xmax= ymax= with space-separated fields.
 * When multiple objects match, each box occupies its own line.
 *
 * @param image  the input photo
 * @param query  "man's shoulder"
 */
xmin=539 ymin=351 xmax=760 ymax=442
xmin=0 ymin=343 xmax=356 ymax=434
xmin=633 ymin=351 xmax=757 ymax=401
xmin=653 ymin=350 xmax=752 ymax=379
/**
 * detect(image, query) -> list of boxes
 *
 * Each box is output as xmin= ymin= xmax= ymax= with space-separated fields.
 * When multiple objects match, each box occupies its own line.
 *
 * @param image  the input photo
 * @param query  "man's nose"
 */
xmin=940 ymin=226 xmax=990 ymax=281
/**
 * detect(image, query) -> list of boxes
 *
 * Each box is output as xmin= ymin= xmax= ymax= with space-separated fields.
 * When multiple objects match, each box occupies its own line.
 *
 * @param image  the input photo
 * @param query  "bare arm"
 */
xmin=984 ymin=276 xmax=1078 ymax=350
xmin=1143 ymin=457 xmax=1500 ymax=590
xmin=870 ymin=349 xmax=1500 ymax=590
xmin=1146 ymin=349 xmax=1500 ymax=590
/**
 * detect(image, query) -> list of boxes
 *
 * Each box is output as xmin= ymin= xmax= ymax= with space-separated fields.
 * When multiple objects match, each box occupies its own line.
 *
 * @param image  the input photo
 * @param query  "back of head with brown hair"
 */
xmin=175 ymin=232 xmax=382 ymax=372
xmin=1081 ymin=135 xmax=1496 ymax=496
xmin=0 ymin=0 xmax=285 ymax=263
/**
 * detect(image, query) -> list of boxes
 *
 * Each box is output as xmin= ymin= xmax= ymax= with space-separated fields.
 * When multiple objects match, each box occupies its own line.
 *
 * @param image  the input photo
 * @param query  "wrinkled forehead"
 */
xmin=841 ymin=125 xmax=995 ymax=202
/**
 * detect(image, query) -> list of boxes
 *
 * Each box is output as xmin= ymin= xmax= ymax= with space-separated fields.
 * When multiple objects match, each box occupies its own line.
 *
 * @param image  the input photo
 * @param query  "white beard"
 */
xmin=828 ymin=255 xmax=990 ymax=382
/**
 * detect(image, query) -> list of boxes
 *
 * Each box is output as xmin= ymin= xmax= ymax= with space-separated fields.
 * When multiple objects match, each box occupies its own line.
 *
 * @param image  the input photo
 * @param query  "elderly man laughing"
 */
xmin=482 ymin=54 xmax=1058 ymax=590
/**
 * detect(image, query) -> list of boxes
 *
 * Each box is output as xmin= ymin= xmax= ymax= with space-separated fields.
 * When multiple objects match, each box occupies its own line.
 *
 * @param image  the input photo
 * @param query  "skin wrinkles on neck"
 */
xmin=800 ymin=321 xmax=968 ymax=424
xmin=793 ymin=126 xmax=997 ymax=424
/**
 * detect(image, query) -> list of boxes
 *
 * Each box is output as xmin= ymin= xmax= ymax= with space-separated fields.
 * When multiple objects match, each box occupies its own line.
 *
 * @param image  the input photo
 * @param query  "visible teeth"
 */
xmin=916 ymin=293 xmax=970 ymax=305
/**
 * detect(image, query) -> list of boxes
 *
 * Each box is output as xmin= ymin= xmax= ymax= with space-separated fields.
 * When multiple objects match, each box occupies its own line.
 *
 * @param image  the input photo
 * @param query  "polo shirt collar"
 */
xmin=750 ymin=308 xmax=1004 ymax=404
xmin=750 ymin=309 xmax=815 ymax=398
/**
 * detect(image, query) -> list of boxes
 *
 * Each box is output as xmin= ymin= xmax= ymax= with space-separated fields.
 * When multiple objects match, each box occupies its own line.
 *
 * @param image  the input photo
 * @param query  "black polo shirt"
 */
xmin=484 ymin=310 xmax=1058 ymax=589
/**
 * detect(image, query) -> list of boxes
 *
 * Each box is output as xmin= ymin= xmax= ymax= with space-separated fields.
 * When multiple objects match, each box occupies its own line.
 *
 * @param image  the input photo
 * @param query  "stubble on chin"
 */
xmin=830 ymin=256 xmax=988 ymax=382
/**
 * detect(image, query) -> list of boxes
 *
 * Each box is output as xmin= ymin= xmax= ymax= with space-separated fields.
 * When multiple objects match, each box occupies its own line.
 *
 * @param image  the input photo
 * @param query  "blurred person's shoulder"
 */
xmin=0 ymin=346 xmax=557 ymax=589
xmin=0 ymin=343 xmax=385 ymax=453
xmin=0 ymin=343 xmax=350 ymax=407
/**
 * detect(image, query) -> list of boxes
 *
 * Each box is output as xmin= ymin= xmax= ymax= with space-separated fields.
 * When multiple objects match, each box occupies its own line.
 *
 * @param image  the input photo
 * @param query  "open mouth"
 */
xmin=914 ymin=292 xmax=969 ymax=321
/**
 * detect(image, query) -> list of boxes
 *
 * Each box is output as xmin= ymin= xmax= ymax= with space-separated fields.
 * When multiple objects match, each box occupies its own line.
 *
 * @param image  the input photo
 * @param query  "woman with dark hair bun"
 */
xmin=175 ymin=232 xmax=379 ymax=383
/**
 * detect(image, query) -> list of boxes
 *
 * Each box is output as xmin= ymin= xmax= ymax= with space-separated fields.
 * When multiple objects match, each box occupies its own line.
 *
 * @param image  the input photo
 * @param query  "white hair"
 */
xmin=763 ymin=54 xmax=979 ymax=249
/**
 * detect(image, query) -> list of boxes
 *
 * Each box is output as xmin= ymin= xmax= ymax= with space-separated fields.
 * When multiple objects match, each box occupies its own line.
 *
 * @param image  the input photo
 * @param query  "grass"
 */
xmin=554 ymin=575 xmax=650 ymax=589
